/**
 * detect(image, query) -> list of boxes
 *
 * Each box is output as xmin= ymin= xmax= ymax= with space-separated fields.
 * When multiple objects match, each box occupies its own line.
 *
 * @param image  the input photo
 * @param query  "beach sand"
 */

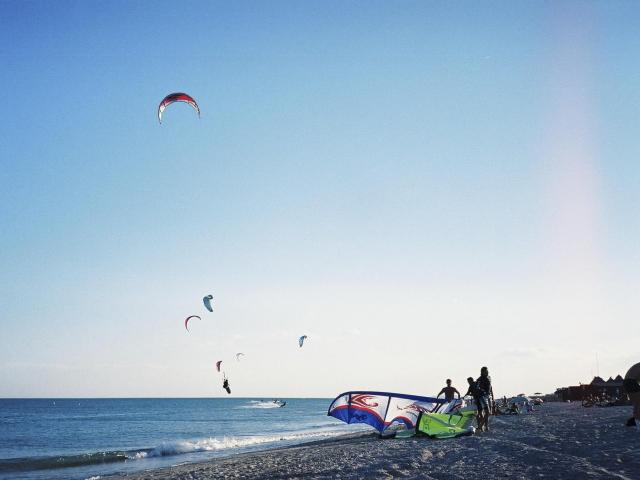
xmin=114 ymin=403 xmax=639 ymax=479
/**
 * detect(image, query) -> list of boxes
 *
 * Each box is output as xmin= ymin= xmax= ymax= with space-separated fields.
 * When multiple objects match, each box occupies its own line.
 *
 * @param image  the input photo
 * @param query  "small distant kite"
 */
xmin=184 ymin=315 xmax=201 ymax=332
xmin=203 ymin=295 xmax=214 ymax=313
xmin=236 ymin=353 xmax=244 ymax=362
xmin=216 ymin=360 xmax=223 ymax=372
xmin=298 ymin=335 xmax=308 ymax=348
xmin=158 ymin=92 xmax=200 ymax=124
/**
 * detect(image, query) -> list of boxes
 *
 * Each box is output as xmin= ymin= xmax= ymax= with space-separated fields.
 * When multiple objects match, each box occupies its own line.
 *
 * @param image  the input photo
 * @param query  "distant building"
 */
xmin=555 ymin=375 xmax=625 ymax=402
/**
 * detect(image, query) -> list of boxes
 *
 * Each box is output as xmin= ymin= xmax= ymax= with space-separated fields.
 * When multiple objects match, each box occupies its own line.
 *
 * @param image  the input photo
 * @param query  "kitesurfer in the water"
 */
xmin=223 ymin=375 xmax=231 ymax=395
xmin=437 ymin=379 xmax=461 ymax=402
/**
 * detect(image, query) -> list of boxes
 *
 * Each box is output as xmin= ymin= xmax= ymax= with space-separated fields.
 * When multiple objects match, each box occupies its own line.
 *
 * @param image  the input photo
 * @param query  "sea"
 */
xmin=0 ymin=398 xmax=368 ymax=480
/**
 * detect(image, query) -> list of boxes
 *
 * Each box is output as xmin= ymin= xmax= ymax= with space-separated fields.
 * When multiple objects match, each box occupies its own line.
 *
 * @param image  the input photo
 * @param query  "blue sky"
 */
xmin=1 ymin=1 xmax=639 ymax=397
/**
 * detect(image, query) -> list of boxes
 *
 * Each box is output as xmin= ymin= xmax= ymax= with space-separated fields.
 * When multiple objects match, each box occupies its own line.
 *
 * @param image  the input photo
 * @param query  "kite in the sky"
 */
xmin=216 ymin=360 xmax=223 ymax=372
xmin=184 ymin=315 xmax=201 ymax=332
xmin=236 ymin=353 xmax=244 ymax=362
xmin=298 ymin=335 xmax=308 ymax=348
xmin=158 ymin=92 xmax=200 ymax=124
xmin=203 ymin=295 xmax=214 ymax=312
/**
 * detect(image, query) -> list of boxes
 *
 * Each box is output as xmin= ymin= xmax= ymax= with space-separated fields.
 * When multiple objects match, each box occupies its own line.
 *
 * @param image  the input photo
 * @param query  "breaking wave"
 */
xmin=238 ymin=400 xmax=284 ymax=409
xmin=0 ymin=430 xmax=345 ymax=474
xmin=137 ymin=430 xmax=341 ymax=458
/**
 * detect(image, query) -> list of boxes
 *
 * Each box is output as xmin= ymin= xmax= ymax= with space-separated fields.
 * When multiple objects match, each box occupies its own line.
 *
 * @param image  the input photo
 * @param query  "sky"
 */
xmin=1 ymin=1 xmax=639 ymax=398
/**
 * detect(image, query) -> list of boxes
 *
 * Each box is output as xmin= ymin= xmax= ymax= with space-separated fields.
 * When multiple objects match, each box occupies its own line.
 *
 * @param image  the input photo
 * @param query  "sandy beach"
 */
xmin=112 ymin=403 xmax=639 ymax=479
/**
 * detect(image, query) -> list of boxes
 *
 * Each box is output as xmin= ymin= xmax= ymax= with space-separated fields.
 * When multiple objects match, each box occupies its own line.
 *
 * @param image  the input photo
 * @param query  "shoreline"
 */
xmin=111 ymin=403 xmax=640 ymax=479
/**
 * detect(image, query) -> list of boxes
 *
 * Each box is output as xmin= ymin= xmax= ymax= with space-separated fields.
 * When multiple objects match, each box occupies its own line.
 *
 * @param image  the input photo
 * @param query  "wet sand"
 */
xmin=113 ymin=403 xmax=639 ymax=479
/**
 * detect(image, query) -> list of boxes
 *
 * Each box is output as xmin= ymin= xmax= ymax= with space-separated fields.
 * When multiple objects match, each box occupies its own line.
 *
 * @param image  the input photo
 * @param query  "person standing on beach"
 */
xmin=623 ymin=362 xmax=640 ymax=431
xmin=437 ymin=379 xmax=461 ymax=402
xmin=465 ymin=377 xmax=484 ymax=431
xmin=476 ymin=366 xmax=494 ymax=432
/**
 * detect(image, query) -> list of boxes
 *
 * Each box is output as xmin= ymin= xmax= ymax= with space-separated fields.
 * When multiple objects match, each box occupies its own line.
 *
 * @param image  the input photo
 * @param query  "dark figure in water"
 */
xmin=223 ymin=376 xmax=231 ymax=394
xmin=476 ymin=366 xmax=494 ymax=432
xmin=437 ymin=379 xmax=461 ymax=402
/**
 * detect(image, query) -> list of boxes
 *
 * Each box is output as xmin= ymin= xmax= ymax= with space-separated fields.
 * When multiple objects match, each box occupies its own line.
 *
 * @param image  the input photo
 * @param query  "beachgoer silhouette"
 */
xmin=437 ymin=379 xmax=461 ymax=402
xmin=623 ymin=362 xmax=640 ymax=431
xmin=464 ymin=376 xmax=483 ymax=431
xmin=476 ymin=366 xmax=494 ymax=432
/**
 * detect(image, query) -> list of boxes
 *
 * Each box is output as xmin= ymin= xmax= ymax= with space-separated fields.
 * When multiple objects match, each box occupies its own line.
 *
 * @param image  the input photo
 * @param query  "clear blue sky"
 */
xmin=1 ymin=1 xmax=639 ymax=397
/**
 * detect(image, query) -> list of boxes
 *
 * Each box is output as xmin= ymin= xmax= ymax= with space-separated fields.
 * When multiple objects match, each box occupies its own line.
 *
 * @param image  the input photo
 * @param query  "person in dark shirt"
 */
xmin=476 ymin=366 xmax=494 ymax=432
xmin=437 ymin=379 xmax=461 ymax=402
xmin=464 ymin=376 xmax=483 ymax=431
xmin=464 ymin=376 xmax=481 ymax=400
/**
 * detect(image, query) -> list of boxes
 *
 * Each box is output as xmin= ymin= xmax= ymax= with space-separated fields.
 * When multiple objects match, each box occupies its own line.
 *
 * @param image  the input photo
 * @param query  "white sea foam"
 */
xmin=132 ymin=430 xmax=345 ymax=459
xmin=238 ymin=400 xmax=284 ymax=409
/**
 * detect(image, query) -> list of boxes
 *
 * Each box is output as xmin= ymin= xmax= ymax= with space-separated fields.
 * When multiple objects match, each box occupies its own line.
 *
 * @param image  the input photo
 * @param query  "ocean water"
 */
xmin=0 ymin=398 xmax=367 ymax=480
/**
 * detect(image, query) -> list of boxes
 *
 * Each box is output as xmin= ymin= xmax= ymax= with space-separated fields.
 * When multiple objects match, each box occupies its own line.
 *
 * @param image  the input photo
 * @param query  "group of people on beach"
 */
xmin=494 ymin=396 xmax=536 ymax=415
xmin=581 ymin=392 xmax=626 ymax=408
xmin=434 ymin=362 xmax=640 ymax=434
xmin=436 ymin=366 xmax=494 ymax=432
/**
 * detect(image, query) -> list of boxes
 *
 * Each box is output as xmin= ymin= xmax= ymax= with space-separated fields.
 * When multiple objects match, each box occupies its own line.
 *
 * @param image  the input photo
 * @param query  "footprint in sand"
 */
xmin=421 ymin=450 xmax=434 ymax=462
